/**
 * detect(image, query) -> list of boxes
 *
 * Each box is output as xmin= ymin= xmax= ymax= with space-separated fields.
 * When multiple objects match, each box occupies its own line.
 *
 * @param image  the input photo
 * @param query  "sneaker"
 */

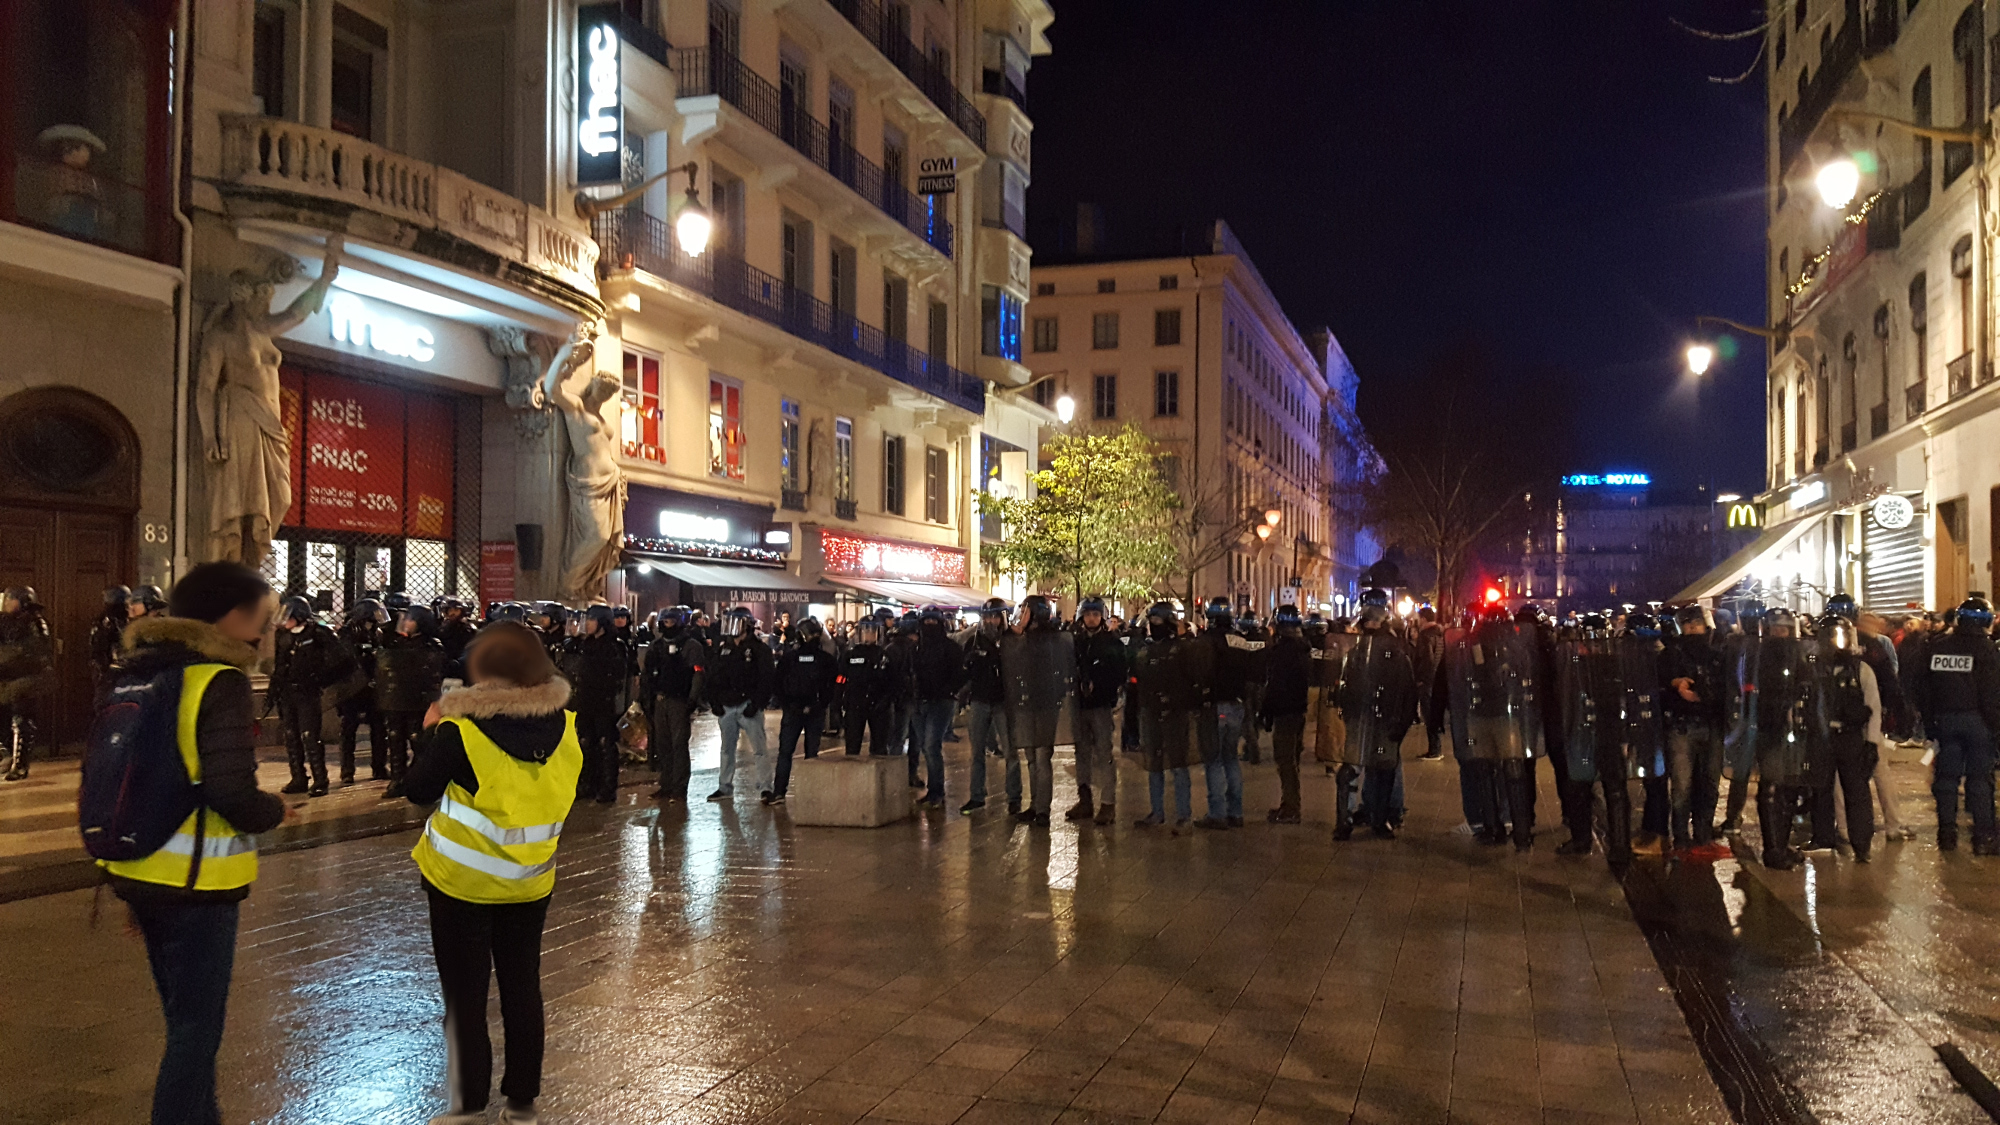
xmin=920 ymin=797 xmax=945 ymax=810
xmin=1419 ymin=750 xmax=1445 ymax=761
xmin=760 ymin=790 xmax=776 ymax=805
xmin=959 ymin=799 xmax=985 ymax=815
xmin=308 ymin=782 xmax=329 ymax=798
xmin=381 ymin=783 xmax=405 ymax=800
xmin=1193 ymin=817 xmax=1230 ymax=830
xmin=1093 ymin=803 xmax=1116 ymax=826
xmin=1133 ymin=814 xmax=1163 ymax=829
xmin=1063 ymin=802 xmax=1093 ymax=822
xmin=499 ymin=1101 xmax=539 ymax=1125
xmin=707 ymin=789 xmax=730 ymax=802
xmin=1227 ymin=816 xmax=1244 ymax=829
xmin=281 ymin=779 xmax=309 ymax=795
xmin=1014 ymin=809 xmax=1038 ymax=824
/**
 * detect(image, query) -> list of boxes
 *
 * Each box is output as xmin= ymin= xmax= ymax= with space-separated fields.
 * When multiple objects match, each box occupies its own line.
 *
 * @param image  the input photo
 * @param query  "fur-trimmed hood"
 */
xmin=121 ymin=615 xmax=260 ymax=670
xmin=437 ymin=677 xmax=572 ymax=764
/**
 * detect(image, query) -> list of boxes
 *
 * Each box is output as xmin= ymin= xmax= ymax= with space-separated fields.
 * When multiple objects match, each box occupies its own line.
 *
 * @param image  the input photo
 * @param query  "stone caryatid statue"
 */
xmin=541 ymin=324 xmax=627 ymax=601
xmin=196 ymin=237 xmax=344 ymax=565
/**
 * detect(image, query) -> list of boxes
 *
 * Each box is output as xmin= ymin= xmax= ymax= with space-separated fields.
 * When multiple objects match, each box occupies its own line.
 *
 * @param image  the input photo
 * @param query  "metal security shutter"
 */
xmin=1863 ymin=503 xmax=1925 ymax=611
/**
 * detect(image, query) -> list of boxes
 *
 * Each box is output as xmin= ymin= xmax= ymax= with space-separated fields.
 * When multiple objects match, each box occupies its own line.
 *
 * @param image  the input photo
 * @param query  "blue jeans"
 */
xmin=772 ymin=703 xmax=824 ymax=798
xmin=129 ymin=897 xmax=240 ymax=1125
xmin=1935 ymin=711 xmax=1997 ymax=838
xmin=966 ymin=701 xmax=1014 ymax=806
xmin=1148 ymin=767 xmax=1193 ymax=822
xmin=914 ymin=698 xmax=956 ymax=804
xmin=1203 ymin=701 xmax=1244 ymax=820
xmin=716 ymin=703 xmax=768 ymax=795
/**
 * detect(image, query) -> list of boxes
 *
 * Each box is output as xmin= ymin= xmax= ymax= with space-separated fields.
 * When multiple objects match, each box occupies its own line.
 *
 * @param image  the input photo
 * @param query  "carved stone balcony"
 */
xmin=216 ymin=115 xmax=599 ymax=316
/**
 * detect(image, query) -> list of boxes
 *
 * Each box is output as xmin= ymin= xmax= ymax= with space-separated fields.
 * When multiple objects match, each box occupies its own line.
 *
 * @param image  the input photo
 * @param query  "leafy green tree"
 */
xmin=978 ymin=425 xmax=1176 ymax=605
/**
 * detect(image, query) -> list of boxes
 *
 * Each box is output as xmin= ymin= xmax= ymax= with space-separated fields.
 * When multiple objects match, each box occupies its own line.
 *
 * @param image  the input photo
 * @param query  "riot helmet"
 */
xmin=134 ymin=584 xmax=167 ymax=613
xmin=1359 ymin=587 xmax=1391 ymax=610
xmin=1144 ymin=601 xmax=1179 ymax=640
xmin=1674 ymin=604 xmax=1713 ymax=633
xmin=1357 ymin=604 xmax=1392 ymax=630
xmin=489 ymin=602 xmax=529 ymax=624
xmin=1479 ymin=598 xmax=1510 ymax=623
xmin=1515 ymin=602 xmax=1546 ymax=625
xmin=1955 ymin=596 xmax=1996 ymax=634
xmin=1625 ymin=612 xmax=1661 ymax=639
xmin=1821 ymin=614 xmax=1860 ymax=653
xmin=796 ymin=615 xmax=825 ymax=642
xmin=1273 ymin=604 xmax=1303 ymax=635
xmin=717 ymin=606 xmax=755 ymax=638
xmin=384 ymin=591 xmax=412 ymax=611
xmin=1079 ymin=596 xmax=1107 ymax=628
xmin=1302 ymin=612 xmax=1328 ymax=641
xmin=979 ymin=597 xmax=1009 ymax=635
xmin=583 ymin=604 xmax=615 ymax=633
xmin=102 ymin=585 xmax=131 ymax=609
xmin=2 ymin=587 xmax=36 ymax=611
xmin=350 ymin=598 xmax=387 ymax=626
xmin=280 ymin=595 xmax=314 ymax=629
xmin=1018 ymin=595 xmax=1054 ymax=629
xmin=612 ymin=604 xmax=632 ymax=625
xmin=1764 ymin=607 xmax=1798 ymax=638
xmin=1575 ymin=612 xmax=1610 ymax=639
xmin=1825 ymin=592 xmax=1859 ymax=622
xmin=852 ymin=616 xmax=885 ymax=646
xmin=398 ymin=604 xmax=437 ymax=636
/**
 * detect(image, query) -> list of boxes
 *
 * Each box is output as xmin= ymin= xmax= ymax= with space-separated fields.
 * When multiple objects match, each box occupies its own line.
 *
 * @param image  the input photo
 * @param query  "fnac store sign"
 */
xmin=280 ymin=368 xmax=455 ymax=537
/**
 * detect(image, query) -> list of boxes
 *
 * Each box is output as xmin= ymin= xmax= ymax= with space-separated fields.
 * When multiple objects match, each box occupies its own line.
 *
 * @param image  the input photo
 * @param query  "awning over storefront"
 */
xmin=1672 ymin=513 xmax=1823 ymax=603
xmin=640 ymin=559 xmax=825 ymax=604
xmin=820 ymin=576 xmax=992 ymax=608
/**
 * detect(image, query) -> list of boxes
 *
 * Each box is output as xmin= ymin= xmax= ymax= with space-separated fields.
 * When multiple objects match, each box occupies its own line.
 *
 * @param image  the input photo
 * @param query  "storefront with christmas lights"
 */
xmin=806 ymin=527 xmax=989 ymax=618
xmin=619 ymin=484 xmax=822 ymax=618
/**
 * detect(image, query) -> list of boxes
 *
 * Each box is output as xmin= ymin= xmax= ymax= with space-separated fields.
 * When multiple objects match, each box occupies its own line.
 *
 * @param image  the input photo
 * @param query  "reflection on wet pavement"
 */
xmin=2 ymin=730 xmax=1732 ymax=1124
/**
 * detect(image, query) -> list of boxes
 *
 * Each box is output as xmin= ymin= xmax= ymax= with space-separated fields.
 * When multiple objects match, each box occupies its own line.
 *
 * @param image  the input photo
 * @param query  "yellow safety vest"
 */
xmin=102 ymin=664 xmax=261 ymax=892
xmin=412 ymin=713 xmax=582 ymax=904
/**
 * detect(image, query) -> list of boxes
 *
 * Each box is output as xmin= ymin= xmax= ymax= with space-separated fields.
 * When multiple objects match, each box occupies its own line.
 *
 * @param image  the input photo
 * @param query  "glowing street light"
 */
xmin=1685 ymin=343 xmax=1715 ymax=376
xmin=1054 ymin=394 xmax=1075 ymax=423
xmin=1815 ymin=158 xmax=1861 ymax=210
xmin=1716 ymin=492 xmax=1742 ymax=504
xmin=675 ymin=190 xmax=713 ymax=257
xmin=1255 ymin=524 xmax=1273 ymax=541
xmin=1264 ymin=508 xmax=1283 ymax=527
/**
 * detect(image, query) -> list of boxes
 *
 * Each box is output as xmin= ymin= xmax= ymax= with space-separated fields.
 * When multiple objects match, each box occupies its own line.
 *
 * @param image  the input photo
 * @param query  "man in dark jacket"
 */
xmin=337 ymin=599 xmax=388 ymax=783
xmin=641 ymin=606 xmax=705 ymax=803
xmin=1190 ymin=597 xmax=1256 ymax=830
xmin=568 ymin=604 xmax=630 ymax=804
xmin=911 ymin=607 xmax=967 ymax=809
xmin=1002 ymin=595 xmax=1076 ymax=826
xmin=1236 ymin=612 xmax=1270 ymax=764
xmin=959 ymin=600 xmax=1014 ymax=813
xmin=1070 ymin=597 xmax=1129 ymax=824
xmin=1132 ymin=602 xmax=1198 ymax=831
xmin=1412 ymin=606 xmax=1447 ymax=760
xmin=1262 ymin=605 xmax=1314 ymax=823
xmin=1910 ymin=597 xmax=2000 ymax=853
xmin=0 ymin=587 xmax=53 ymax=781
xmin=270 ymin=596 xmax=356 ymax=796
xmin=771 ymin=615 xmax=838 ymax=804
xmin=885 ymin=611 xmax=921 ymax=787
xmin=840 ymin=616 xmax=896 ymax=759
xmin=376 ymin=602 xmax=446 ymax=800
xmin=706 ymin=607 xmax=773 ymax=801
xmin=437 ymin=597 xmax=478 ymax=683
xmin=103 ymin=563 xmax=287 ymax=1125
xmin=90 ymin=584 xmax=133 ymax=689
xmin=1333 ymin=599 xmax=1418 ymax=840
xmin=1661 ymin=605 xmax=1728 ymax=853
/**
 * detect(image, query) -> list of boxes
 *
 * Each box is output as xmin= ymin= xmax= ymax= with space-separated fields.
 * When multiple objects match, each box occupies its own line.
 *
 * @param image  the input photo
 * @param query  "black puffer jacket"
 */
xmin=774 ymin=636 xmax=838 ymax=706
xmin=375 ymin=630 xmax=446 ymax=712
xmin=706 ymin=634 xmax=773 ymax=713
xmin=913 ymin=626 xmax=965 ymax=702
xmin=566 ymin=631 xmax=630 ymax=705
xmin=1261 ymin=634 xmax=1313 ymax=720
xmin=960 ymin=630 xmax=1007 ymax=705
xmin=0 ymin=603 xmax=53 ymax=706
xmin=270 ymin=620 xmax=356 ymax=702
xmin=106 ymin=616 xmax=285 ymax=905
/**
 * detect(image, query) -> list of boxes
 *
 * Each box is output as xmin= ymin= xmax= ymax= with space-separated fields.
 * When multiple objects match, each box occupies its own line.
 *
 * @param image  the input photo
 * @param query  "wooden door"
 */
xmin=0 ymin=506 xmax=130 ymax=748
xmin=1937 ymin=497 xmax=1971 ymax=608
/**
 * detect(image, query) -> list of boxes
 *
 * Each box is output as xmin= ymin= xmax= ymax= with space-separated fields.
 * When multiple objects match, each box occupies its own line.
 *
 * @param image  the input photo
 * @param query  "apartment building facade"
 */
xmin=1025 ymin=221 xmax=1379 ymax=615
xmin=1708 ymin=0 xmax=2000 ymax=612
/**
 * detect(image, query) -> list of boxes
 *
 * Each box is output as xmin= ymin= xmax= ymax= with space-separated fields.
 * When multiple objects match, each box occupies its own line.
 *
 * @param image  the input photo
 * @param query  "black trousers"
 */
xmin=381 ymin=710 xmax=425 ymax=780
xmin=1567 ymin=744 xmax=1632 ymax=861
xmin=1810 ymin=733 xmax=1878 ymax=856
xmin=1270 ymin=714 xmax=1306 ymax=813
xmin=574 ymin=699 xmax=619 ymax=800
xmin=845 ymin=701 xmax=893 ymax=757
xmin=424 ymin=882 xmax=550 ymax=1112
xmin=338 ymin=704 xmax=383 ymax=779
xmin=282 ymin=692 xmax=327 ymax=786
xmin=651 ymin=697 xmax=694 ymax=799
xmin=774 ymin=702 xmax=825 ymax=797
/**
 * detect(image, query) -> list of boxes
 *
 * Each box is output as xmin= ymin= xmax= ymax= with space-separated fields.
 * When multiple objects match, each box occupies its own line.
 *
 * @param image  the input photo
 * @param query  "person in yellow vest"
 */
xmin=406 ymin=620 xmax=581 ymax=1125
xmin=102 ymin=562 xmax=287 ymax=1125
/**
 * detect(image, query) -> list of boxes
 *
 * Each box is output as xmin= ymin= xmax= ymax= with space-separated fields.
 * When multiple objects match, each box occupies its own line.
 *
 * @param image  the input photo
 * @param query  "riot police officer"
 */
xmin=1661 ymin=604 xmax=1727 ymax=853
xmin=0 ymin=588 xmax=53 ymax=781
xmin=1191 ymin=597 xmax=1254 ymax=830
xmin=1620 ymin=613 xmax=1670 ymax=855
xmin=839 ymin=615 xmax=896 ymax=758
xmin=1236 ymin=611 xmax=1270 ymax=765
xmin=1003 ymin=595 xmax=1076 ymax=826
xmin=1332 ymin=595 xmax=1418 ymax=840
xmin=1556 ymin=613 xmax=1631 ymax=862
xmin=1745 ymin=609 xmax=1816 ymax=869
xmin=1132 ymin=601 xmax=1198 ymax=832
xmin=1071 ymin=596 xmax=1128 ymax=823
xmin=90 ymin=585 xmax=132 ymax=687
xmin=771 ymin=615 xmax=838 ymax=804
xmin=270 ymin=596 xmax=355 ymax=796
xmin=437 ymin=596 xmax=478 ymax=682
xmin=1813 ymin=613 xmax=1880 ymax=861
xmin=1446 ymin=602 xmax=1543 ymax=850
xmin=376 ymin=601 xmax=446 ymax=799
xmin=336 ymin=599 xmax=388 ymax=782
xmin=1910 ymin=596 xmax=2000 ymax=853
xmin=569 ymin=603 xmax=631 ymax=803
xmin=960 ymin=599 xmax=1014 ymax=814
xmin=640 ymin=606 xmax=705 ymax=803
xmin=1261 ymin=605 xmax=1314 ymax=824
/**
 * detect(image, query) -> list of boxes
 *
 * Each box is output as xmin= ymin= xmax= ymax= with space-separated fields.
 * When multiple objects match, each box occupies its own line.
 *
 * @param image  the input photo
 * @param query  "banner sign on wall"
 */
xmin=480 ymin=541 xmax=517 ymax=607
xmin=278 ymin=367 xmax=457 ymax=537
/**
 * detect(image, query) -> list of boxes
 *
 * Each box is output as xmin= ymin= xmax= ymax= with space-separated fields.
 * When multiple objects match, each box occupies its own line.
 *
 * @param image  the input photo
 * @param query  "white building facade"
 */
xmin=1712 ymin=0 xmax=2000 ymax=613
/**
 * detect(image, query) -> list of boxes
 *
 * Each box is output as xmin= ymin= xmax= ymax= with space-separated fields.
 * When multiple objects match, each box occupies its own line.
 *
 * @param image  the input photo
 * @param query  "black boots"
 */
xmin=1759 ymin=787 xmax=1801 ymax=870
xmin=1064 ymin=785 xmax=1094 ymax=821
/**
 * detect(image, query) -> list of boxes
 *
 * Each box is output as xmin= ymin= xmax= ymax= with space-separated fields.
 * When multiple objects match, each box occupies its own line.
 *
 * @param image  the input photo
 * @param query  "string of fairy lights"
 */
xmin=1784 ymin=189 xmax=1887 ymax=302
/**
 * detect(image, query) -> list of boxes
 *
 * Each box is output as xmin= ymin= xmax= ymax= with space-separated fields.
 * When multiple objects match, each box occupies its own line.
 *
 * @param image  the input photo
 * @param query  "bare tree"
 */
xmin=1155 ymin=456 xmax=1267 ymax=609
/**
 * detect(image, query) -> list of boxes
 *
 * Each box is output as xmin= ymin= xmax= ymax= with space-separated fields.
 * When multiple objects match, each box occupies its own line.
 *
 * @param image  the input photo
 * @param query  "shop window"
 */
xmin=709 ymin=375 xmax=745 ymax=480
xmin=780 ymin=398 xmax=801 ymax=498
xmin=884 ymin=434 xmax=906 ymax=515
xmin=6 ymin=0 xmax=177 ymax=261
xmin=835 ymin=416 xmax=855 ymax=506
xmin=622 ymin=351 xmax=664 ymax=463
xmin=924 ymin=446 xmax=948 ymax=523
xmin=1032 ymin=316 xmax=1059 ymax=353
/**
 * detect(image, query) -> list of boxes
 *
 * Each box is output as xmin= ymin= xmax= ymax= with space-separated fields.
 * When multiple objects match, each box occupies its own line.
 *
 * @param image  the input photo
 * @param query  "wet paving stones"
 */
xmin=3 ymin=725 xmax=1730 ymax=1124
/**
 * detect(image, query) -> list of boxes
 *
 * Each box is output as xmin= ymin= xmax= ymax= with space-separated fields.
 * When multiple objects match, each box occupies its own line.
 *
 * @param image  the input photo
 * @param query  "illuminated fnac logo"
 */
xmin=1561 ymin=472 xmax=1651 ymax=488
xmin=1726 ymin=502 xmax=1762 ymax=529
xmin=328 ymin=293 xmax=435 ymax=362
xmin=575 ymin=5 xmax=623 ymax=186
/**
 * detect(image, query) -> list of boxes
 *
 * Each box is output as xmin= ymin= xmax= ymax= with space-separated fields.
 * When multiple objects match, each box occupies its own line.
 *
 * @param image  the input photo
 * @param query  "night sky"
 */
xmin=1026 ymin=0 xmax=1771 ymax=496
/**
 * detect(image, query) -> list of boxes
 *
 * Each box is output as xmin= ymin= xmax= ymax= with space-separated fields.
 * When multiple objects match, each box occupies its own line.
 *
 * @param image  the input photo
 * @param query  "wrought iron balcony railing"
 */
xmin=1949 ymin=352 xmax=1975 ymax=400
xmin=822 ymin=0 xmax=987 ymax=147
xmin=595 ymin=209 xmax=983 ymax=415
xmin=666 ymin=46 xmax=951 ymax=258
xmin=1777 ymin=2 xmax=1860 ymax=172
xmin=1906 ymin=379 xmax=1928 ymax=420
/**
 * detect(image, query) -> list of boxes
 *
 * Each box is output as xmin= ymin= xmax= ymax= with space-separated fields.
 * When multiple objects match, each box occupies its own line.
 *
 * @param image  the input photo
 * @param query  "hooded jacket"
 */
xmin=403 ymin=677 xmax=574 ymax=803
xmin=105 ymin=616 xmax=285 ymax=904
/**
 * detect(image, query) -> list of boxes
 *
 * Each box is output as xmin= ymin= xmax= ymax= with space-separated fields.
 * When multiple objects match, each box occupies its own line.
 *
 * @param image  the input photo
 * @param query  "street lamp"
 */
xmin=1054 ymin=394 xmax=1075 ymax=423
xmin=1264 ymin=508 xmax=1283 ymax=527
xmin=1815 ymin=158 xmax=1861 ymax=210
xmin=1685 ymin=344 xmax=1715 ymax=376
xmin=574 ymin=161 xmax=712 ymax=259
